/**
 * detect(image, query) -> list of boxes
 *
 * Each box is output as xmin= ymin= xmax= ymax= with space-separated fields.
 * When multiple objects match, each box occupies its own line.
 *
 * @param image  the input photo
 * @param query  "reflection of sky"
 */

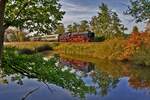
xmin=60 ymin=0 xmax=145 ymax=33
xmin=0 ymin=78 xmax=76 ymax=100
xmin=86 ymin=78 xmax=150 ymax=100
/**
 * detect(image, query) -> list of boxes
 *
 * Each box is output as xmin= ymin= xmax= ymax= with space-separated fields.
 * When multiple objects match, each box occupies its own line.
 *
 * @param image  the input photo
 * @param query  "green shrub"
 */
xmin=35 ymin=44 xmax=53 ymax=52
xmin=18 ymin=48 xmax=35 ymax=55
xmin=94 ymin=36 xmax=105 ymax=42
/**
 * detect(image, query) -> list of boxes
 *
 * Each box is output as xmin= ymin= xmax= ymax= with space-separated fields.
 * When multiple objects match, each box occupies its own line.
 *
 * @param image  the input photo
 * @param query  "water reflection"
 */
xmin=1 ymin=53 xmax=150 ymax=100
xmin=56 ymin=56 xmax=120 ymax=97
xmin=57 ymin=54 xmax=150 ymax=100
xmin=58 ymin=57 xmax=95 ymax=76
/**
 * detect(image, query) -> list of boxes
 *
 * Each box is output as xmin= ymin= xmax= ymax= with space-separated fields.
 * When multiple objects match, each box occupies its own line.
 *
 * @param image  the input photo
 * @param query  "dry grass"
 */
xmin=55 ymin=38 xmax=125 ymax=60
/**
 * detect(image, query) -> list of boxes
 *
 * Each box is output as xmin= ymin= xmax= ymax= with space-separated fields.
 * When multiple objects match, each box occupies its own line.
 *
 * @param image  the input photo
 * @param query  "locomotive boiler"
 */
xmin=58 ymin=32 xmax=95 ymax=42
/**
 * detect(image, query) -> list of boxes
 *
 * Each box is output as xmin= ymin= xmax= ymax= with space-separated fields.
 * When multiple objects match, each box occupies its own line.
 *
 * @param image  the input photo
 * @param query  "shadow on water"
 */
xmin=1 ymin=51 xmax=150 ymax=100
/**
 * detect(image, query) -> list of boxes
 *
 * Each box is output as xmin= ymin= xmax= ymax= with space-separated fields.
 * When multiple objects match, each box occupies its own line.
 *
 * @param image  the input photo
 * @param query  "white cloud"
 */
xmin=60 ymin=0 xmax=98 ymax=26
xmin=60 ymin=0 xmax=145 ymax=33
xmin=61 ymin=1 xmax=98 ymax=13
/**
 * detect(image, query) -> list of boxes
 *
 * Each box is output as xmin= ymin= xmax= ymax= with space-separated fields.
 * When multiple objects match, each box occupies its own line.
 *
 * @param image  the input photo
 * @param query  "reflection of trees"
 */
xmin=3 ymin=48 xmax=95 ymax=98
xmin=22 ymin=87 xmax=40 ymax=100
xmin=0 ymin=68 xmax=8 ymax=84
xmin=128 ymin=67 xmax=150 ymax=89
xmin=58 ymin=56 xmax=120 ymax=96
xmin=93 ymin=70 xmax=119 ymax=96
xmin=59 ymin=57 xmax=95 ymax=73
xmin=59 ymin=53 xmax=150 ymax=91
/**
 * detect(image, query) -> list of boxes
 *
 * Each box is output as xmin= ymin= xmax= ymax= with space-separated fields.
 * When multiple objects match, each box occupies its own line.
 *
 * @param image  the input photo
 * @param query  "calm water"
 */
xmin=0 ymin=53 xmax=150 ymax=100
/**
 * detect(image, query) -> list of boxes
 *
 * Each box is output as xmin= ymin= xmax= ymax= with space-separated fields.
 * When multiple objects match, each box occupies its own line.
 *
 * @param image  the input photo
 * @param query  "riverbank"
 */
xmin=55 ymin=38 xmax=125 ymax=60
xmin=54 ymin=36 xmax=150 ymax=67
xmin=4 ymin=42 xmax=59 ymax=54
xmin=4 ymin=42 xmax=59 ymax=49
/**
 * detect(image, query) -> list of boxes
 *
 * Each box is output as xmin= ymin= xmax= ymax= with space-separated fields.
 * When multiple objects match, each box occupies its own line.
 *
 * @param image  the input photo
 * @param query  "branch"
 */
xmin=13 ymin=0 xmax=31 ymax=21
xmin=43 ymin=82 xmax=54 ymax=94
xmin=21 ymin=87 xmax=40 ymax=100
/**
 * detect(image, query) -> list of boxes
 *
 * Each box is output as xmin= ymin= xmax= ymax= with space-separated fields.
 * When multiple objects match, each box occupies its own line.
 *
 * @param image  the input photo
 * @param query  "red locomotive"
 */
xmin=58 ymin=31 xmax=95 ymax=42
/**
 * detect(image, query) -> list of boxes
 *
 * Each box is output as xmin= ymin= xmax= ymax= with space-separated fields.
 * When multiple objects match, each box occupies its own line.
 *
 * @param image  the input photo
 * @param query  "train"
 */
xmin=30 ymin=31 xmax=95 ymax=42
xmin=58 ymin=31 xmax=95 ymax=42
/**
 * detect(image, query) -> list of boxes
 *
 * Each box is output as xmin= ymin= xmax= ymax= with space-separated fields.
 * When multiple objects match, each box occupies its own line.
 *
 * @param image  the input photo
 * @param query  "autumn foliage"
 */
xmin=121 ymin=31 xmax=150 ymax=61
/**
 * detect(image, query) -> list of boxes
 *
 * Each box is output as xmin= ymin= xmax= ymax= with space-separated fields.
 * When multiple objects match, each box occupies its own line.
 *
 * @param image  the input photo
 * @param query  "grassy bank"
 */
xmin=55 ymin=33 xmax=150 ymax=67
xmin=55 ymin=38 xmax=125 ymax=60
xmin=4 ymin=42 xmax=59 ymax=54
xmin=4 ymin=42 xmax=59 ymax=50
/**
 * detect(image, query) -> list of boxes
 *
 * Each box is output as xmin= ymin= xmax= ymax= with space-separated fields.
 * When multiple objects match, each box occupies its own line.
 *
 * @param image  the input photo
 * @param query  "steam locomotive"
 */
xmin=58 ymin=31 xmax=95 ymax=42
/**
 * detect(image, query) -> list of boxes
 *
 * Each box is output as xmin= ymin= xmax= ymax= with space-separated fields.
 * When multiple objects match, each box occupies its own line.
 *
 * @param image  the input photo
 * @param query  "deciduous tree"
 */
xmin=90 ymin=3 xmax=126 ymax=39
xmin=0 ymin=0 xmax=65 ymax=67
xmin=79 ymin=20 xmax=90 ymax=32
xmin=126 ymin=0 xmax=150 ymax=32
xmin=55 ymin=23 xmax=65 ymax=34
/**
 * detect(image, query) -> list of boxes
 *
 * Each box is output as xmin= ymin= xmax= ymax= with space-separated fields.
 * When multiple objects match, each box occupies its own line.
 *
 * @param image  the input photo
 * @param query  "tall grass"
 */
xmin=55 ymin=38 xmax=125 ymax=60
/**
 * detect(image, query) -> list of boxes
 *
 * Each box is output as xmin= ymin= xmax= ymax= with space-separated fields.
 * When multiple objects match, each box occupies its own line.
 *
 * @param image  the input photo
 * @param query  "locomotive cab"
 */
xmin=87 ymin=31 xmax=95 ymax=42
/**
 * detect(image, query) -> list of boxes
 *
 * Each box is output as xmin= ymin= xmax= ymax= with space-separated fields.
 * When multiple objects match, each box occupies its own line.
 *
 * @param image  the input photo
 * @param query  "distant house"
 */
xmin=4 ymin=27 xmax=17 ymax=42
xmin=5 ymin=27 xmax=28 ymax=42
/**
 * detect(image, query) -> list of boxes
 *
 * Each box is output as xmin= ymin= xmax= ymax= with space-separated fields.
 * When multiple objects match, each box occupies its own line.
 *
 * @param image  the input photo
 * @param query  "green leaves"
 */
xmin=5 ymin=0 xmax=65 ymax=33
xmin=3 ymin=47 xmax=95 ymax=98
xmin=55 ymin=23 xmax=65 ymax=34
xmin=90 ymin=3 xmax=126 ymax=39
xmin=126 ymin=0 xmax=150 ymax=22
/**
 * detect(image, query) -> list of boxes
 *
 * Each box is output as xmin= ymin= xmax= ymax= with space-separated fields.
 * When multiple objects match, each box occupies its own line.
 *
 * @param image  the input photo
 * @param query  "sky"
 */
xmin=60 ymin=0 xmax=145 ymax=33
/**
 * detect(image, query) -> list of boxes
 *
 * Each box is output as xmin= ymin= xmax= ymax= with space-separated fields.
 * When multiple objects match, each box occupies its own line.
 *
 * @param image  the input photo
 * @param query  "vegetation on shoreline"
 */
xmin=4 ymin=42 xmax=60 ymax=54
xmin=5 ymin=42 xmax=57 ymax=49
xmin=55 ymin=38 xmax=125 ymax=60
xmin=55 ymin=31 xmax=150 ymax=67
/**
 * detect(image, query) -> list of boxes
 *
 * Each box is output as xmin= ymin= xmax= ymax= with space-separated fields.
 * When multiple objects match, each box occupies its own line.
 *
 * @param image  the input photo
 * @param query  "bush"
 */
xmin=131 ymin=46 xmax=150 ymax=66
xmin=35 ymin=44 xmax=53 ymax=52
xmin=18 ymin=48 xmax=35 ymax=55
xmin=94 ymin=36 xmax=105 ymax=42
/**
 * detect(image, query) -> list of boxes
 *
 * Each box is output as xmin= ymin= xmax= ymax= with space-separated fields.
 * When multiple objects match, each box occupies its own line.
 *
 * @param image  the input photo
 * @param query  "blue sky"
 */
xmin=60 ymin=0 xmax=145 ymax=33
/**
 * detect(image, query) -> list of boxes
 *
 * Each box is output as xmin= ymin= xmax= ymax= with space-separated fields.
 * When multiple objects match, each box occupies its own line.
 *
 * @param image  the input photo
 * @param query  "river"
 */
xmin=0 ymin=52 xmax=150 ymax=100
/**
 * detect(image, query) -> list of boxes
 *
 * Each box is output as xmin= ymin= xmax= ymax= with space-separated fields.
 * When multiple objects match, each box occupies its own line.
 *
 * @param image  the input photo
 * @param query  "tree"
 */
xmin=0 ymin=0 xmax=7 ymax=66
xmin=126 ymin=0 xmax=150 ymax=23
xmin=90 ymin=3 xmax=111 ymax=37
xmin=67 ymin=24 xmax=73 ymax=32
xmin=111 ymin=12 xmax=126 ymax=37
xmin=67 ymin=23 xmax=79 ymax=33
xmin=126 ymin=0 xmax=150 ymax=32
xmin=90 ymin=16 xmax=99 ymax=35
xmin=55 ymin=23 xmax=65 ymax=34
xmin=79 ymin=20 xmax=90 ymax=32
xmin=0 ymin=0 xmax=65 ymax=67
xmin=132 ymin=26 xmax=139 ymax=33
xmin=90 ymin=3 xmax=126 ymax=38
xmin=72 ymin=22 xmax=79 ymax=32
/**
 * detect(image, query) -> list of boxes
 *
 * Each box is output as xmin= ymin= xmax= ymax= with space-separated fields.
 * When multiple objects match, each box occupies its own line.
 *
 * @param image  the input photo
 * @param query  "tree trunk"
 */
xmin=0 ymin=0 xmax=6 ymax=67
